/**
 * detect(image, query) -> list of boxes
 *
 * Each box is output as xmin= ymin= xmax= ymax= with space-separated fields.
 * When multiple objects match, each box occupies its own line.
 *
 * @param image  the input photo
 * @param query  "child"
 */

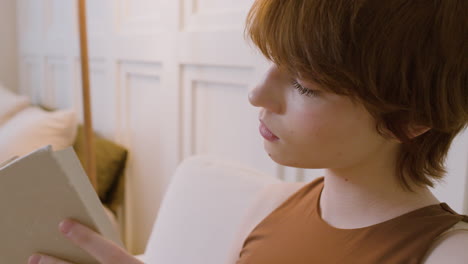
xmin=29 ymin=0 xmax=467 ymax=263
xmin=237 ymin=0 xmax=468 ymax=263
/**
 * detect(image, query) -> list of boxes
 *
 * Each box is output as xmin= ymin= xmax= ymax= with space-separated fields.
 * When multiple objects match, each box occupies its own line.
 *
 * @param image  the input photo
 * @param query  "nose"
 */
xmin=248 ymin=66 xmax=284 ymax=114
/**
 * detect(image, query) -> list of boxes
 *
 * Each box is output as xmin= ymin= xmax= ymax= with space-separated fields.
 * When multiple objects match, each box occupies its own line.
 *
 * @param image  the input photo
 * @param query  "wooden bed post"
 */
xmin=77 ymin=0 xmax=98 ymax=190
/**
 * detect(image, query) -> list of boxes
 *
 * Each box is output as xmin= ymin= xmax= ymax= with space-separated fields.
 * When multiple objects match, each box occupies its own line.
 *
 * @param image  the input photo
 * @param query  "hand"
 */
xmin=28 ymin=219 xmax=144 ymax=264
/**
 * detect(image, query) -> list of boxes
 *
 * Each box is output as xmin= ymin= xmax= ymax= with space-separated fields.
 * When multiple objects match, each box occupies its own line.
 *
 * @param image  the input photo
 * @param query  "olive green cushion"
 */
xmin=73 ymin=125 xmax=127 ymax=204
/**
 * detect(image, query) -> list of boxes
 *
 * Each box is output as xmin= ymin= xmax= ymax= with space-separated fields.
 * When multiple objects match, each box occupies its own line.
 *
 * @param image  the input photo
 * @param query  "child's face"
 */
xmin=249 ymin=65 xmax=397 ymax=170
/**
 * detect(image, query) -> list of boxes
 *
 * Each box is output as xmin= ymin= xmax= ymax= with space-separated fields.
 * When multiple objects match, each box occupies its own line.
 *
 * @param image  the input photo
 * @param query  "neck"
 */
xmin=319 ymin=147 xmax=439 ymax=229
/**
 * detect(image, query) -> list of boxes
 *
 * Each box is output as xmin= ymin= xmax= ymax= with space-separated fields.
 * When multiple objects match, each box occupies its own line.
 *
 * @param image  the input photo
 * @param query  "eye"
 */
xmin=292 ymin=80 xmax=318 ymax=97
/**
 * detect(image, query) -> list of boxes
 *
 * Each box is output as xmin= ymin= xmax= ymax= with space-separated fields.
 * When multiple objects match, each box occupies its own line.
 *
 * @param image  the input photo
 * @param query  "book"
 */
xmin=0 ymin=145 xmax=123 ymax=264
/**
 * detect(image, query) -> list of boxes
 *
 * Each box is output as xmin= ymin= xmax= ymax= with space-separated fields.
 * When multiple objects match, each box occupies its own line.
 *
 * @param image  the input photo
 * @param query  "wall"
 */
xmin=15 ymin=0 xmax=313 ymax=254
xmin=0 ymin=0 xmax=18 ymax=91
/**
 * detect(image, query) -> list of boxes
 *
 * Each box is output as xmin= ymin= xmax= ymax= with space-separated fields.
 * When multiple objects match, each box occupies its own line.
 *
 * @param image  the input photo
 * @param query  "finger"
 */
xmin=59 ymin=219 xmax=131 ymax=264
xmin=28 ymin=254 xmax=75 ymax=264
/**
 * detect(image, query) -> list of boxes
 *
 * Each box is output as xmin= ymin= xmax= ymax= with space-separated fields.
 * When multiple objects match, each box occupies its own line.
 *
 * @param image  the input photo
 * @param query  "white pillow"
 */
xmin=0 ymin=84 xmax=30 ymax=126
xmin=0 ymin=107 xmax=78 ymax=163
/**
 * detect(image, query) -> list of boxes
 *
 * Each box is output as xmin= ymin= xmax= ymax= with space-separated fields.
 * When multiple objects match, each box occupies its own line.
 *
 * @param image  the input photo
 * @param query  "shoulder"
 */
xmin=236 ymin=181 xmax=307 ymax=241
xmin=265 ymin=182 xmax=308 ymax=198
xmin=242 ymin=182 xmax=307 ymax=223
xmin=422 ymin=221 xmax=468 ymax=264
xmin=253 ymin=181 xmax=308 ymax=216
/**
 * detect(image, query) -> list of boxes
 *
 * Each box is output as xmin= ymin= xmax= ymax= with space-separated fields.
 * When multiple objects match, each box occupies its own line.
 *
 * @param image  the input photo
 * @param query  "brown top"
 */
xmin=236 ymin=177 xmax=468 ymax=264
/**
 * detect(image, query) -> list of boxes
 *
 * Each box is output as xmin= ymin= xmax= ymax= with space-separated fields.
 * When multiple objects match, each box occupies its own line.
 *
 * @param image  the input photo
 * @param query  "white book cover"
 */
xmin=0 ymin=145 xmax=123 ymax=264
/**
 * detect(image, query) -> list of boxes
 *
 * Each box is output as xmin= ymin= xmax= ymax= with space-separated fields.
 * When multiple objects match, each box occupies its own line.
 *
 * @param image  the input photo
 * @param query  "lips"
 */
xmin=259 ymin=120 xmax=279 ymax=141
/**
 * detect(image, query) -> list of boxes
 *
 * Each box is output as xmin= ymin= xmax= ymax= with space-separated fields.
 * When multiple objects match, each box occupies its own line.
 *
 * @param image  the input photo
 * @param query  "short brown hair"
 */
xmin=245 ymin=0 xmax=467 ymax=191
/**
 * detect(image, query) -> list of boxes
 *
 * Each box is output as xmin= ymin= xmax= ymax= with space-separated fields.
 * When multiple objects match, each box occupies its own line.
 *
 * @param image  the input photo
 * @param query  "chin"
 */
xmin=267 ymin=152 xmax=324 ymax=169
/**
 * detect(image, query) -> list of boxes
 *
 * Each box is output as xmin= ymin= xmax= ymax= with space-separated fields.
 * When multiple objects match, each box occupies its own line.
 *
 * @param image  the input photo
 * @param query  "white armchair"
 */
xmin=136 ymin=155 xmax=306 ymax=264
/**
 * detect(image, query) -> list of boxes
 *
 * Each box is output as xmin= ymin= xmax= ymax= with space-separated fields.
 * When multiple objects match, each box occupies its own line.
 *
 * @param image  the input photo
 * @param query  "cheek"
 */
xmin=288 ymin=107 xmax=337 ymax=141
xmin=278 ymin=110 xmax=341 ymax=168
xmin=287 ymin=105 xmax=368 ymax=158
xmin=273 ymin=97 xmax=384 ymax=169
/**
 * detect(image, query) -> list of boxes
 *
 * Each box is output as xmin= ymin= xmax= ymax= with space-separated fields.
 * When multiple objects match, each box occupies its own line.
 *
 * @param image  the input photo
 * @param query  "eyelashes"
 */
xmin=292 ymin=80 xmax=318 ymax=97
